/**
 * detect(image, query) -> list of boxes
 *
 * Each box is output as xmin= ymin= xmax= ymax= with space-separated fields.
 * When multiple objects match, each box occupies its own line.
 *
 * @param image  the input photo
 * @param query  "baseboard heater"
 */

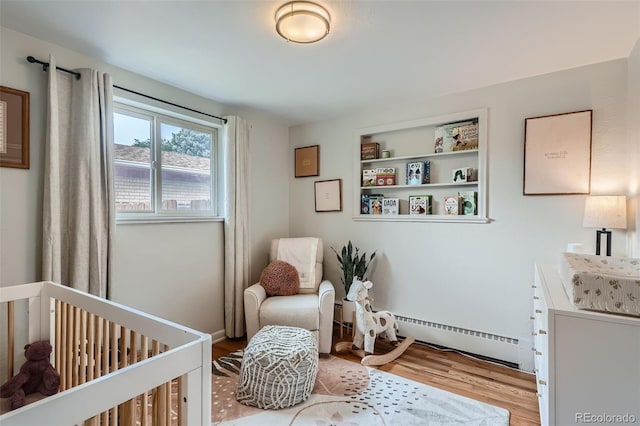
xmin=393 ymin=314 xmax=520 ymax=369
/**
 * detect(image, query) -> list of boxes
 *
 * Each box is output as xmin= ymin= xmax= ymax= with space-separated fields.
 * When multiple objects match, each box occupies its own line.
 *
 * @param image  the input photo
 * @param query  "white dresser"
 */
xmin=533 ymin=264 xmax=640 ymax=426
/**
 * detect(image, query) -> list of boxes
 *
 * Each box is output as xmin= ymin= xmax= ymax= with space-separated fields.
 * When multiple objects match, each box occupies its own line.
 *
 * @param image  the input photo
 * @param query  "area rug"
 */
xmin=212 ymin=350 xmax=509 ymax=425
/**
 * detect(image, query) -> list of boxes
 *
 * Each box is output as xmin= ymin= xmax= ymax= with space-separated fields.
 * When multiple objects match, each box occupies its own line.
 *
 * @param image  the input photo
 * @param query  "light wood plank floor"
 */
xmin=213 ymin=325 xmax=541 ymax=425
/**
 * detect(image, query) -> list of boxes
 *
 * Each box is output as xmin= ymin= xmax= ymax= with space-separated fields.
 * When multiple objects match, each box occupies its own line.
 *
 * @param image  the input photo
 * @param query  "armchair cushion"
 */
xmin=259 ymin=260 xmax=300 ymax=296
xmin=259 ymin=294 xmax=319 ymax=331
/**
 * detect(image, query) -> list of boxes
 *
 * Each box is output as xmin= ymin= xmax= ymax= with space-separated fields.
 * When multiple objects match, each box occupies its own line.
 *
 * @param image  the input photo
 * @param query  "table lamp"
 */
xmin=582 ymin=195 xmax=627 ymax=256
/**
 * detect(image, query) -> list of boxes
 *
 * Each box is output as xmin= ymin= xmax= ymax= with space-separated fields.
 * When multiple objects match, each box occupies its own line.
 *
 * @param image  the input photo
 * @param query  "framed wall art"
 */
xmin=523 ymin=110 xmax=592 ymax=195
xmin=0 ymin=86 xmax=30 ymax=169
xmin=294 ymin=145 xmax=319 ymax=178
xmin=314 ymin=179 xmax=342 ymax=212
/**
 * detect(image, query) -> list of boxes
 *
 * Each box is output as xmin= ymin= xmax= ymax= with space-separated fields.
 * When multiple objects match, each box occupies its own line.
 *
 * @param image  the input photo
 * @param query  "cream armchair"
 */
xmin=244 ymin=238 xmax=335 ymax=354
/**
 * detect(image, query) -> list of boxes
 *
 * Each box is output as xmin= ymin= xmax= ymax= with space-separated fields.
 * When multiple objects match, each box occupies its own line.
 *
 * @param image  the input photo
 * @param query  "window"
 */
xmin=113 ymin=103 xmax=219 ymax=220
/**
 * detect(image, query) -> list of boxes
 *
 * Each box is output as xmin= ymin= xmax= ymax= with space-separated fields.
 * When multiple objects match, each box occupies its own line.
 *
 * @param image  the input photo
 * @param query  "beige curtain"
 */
xmin=223 ymin=116 xmax=250 ymax=338
xmin=42 ymin=55 xmax=115 ymax=297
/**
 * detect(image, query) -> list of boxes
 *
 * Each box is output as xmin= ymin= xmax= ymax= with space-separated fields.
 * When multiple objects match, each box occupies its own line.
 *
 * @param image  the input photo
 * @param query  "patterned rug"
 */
xmin=212 ymin=350 xmax=509 ymax=425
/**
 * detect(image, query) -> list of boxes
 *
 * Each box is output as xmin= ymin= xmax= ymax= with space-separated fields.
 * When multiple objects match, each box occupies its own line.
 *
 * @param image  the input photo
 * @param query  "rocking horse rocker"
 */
xmin=335 ymin=279 xmax=414 ymax=366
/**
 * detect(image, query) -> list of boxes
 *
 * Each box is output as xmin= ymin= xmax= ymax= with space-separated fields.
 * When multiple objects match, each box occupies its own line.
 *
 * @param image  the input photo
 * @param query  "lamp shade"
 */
xmin=583 ymin=195 xmax=627 ymax=229
xmin=275 ymin=1 xmax=330 ymax=43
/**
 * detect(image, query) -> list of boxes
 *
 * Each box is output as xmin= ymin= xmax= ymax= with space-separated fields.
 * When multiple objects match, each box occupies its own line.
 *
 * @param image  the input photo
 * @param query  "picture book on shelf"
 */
xmin=451 ymin=122 xmax=478 ymax=151
xmin=375 ymin=167 xmax=396 ymax=186
xmin=368 ymin=195 xmax=384 ymax=215
xmin=382 ymin=198 xmax=399 ymax=215
xmin=443 ymin=195 xmax=461 ymax=215
xmin=458 ymin=191 xmax=478 ymax=215
xmin=362 ymin=169 xmax=376 ymax=186
xmin=361 ymin=193 xmax=383 ymax=214
xmin=406 ymin=161 xmax=431 ymax=185
xmin=434 ymin=119 xmax=477 ymax=153
xmin=409 ymin=195 xmax=432 ymax=215
xmin=452 ymin=167 xmax=477 ymax=183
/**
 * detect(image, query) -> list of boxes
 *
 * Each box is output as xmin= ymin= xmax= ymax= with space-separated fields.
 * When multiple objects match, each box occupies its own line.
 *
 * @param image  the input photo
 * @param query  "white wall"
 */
xmin=0 ymin=27 xmax=290 ymax=335
xmin=289 ymin=58 xmax=633 ymax=367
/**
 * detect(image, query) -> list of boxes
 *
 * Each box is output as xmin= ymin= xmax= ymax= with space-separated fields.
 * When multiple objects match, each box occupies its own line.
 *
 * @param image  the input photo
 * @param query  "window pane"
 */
xmin=114 ymin=112 xmax=152 ymax=211
xmin=159 ymin=123 xmax=212 ymax=211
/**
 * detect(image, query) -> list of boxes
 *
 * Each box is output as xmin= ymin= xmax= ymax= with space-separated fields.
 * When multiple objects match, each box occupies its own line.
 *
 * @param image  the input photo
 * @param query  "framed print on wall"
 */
xmin=523 ymin=110 xmax=592 ymax=195
xmin=295 ymin=145 xmax=319 ymax=178
xmin=315 ymin=179 xmax=342 ymax=212
xmin=0 ymin=86 xmax=30 ymax=169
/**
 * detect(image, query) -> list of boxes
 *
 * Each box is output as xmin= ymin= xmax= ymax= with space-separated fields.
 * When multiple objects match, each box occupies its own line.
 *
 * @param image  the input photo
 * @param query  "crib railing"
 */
xmin=1 ymin=281 xmax=211 ymax=426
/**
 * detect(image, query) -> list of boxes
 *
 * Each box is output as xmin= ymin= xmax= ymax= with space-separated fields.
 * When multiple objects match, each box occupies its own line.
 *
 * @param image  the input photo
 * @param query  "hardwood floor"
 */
xmin=213 ymin=325 xmax=541 ymax=425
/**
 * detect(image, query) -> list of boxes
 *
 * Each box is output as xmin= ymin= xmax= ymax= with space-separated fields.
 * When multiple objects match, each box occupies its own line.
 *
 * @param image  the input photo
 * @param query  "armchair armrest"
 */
xmin=317 ymin=280 xmax=335 ymax=353
xmin=244 ymin=283 xmax=267 ymax=343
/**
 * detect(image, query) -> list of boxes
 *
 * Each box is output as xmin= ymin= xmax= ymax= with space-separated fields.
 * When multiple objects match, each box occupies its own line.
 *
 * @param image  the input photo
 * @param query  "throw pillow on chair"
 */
xmin=260 ymin=260 xmax=300 ymax=296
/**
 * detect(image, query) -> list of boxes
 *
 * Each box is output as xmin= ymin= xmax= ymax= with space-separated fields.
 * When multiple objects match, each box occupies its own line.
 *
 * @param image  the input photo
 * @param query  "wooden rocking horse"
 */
xmin=335 ymin=278 xmax=414 ymax=366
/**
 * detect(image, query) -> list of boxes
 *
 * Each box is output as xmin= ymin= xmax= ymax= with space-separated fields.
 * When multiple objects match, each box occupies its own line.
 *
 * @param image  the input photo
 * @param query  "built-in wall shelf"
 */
xmin=360 ymin=182 xmax=478 ymax=191
xmin=352 ymin=215 xmax=490 ymax=224
xmin=360 ymin=149 xmax=478 ymax=164
xmin=353 ymin=108 xmax=489 ymax=222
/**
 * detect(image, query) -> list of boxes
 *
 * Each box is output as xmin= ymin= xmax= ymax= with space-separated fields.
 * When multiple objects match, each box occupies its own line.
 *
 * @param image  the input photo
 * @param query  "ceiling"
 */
xmin=1 ymin=1 xmax=638 ymax=126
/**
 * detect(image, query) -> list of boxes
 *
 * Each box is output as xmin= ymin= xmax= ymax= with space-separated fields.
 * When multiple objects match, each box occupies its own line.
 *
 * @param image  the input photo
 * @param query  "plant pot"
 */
xmin=341 ymin=298 xmax=356 ymax=324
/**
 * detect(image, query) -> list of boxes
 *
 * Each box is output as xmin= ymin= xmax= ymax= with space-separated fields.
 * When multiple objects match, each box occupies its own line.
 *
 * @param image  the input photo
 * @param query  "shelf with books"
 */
xmin=354 ymin=108 xmax=488 ymax=222
xmin=360 ymin=181 xmax=478 ymax=190
xmin=360 ymin=149 xmax=478 ymax=165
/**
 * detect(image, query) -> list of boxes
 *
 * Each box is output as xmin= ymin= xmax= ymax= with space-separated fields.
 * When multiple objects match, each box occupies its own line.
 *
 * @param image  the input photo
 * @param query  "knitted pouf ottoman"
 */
xmin=236 ymin=325 xmax=319 ymax=409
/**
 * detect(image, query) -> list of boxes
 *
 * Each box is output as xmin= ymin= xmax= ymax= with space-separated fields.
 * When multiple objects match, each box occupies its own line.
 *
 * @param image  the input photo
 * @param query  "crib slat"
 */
xmin=126 ymin=329 xmax=137 ymax=425
xmin=73 ymin=306 xmax=81 ymax=387
xmin=101 ymin=318 xmax=109 ymax=426
xmin=156 ymin=383 xmax=167 ymax=426
xmin=87 ymin=312 xmax=95 ymax=381
xmin=7 ymin=300 xmax=14 ymax=378
xmin=65 ymin=303 xmax=73 ymax=390
xmin=118 ymin=326 xmax=133 ymax=426
xmin=164 ymin=345 xmax=171 ymax=425
xmin=83 ymin=313 xmax=98 ymax=426
xmin=140 ymin=336 xmax=149 ymax=426
xmin=109 ymin=323 xmax=118 ymax=426
xmin=80 ymin=309 xmax=87 ymax=385
xmin=151 ymin=340 xmax=165 ymax=426
xmin=60 ymin=301 xmax=67 ymax=390
xmin=177 ymin=375 xmax=183 ymax=424
xmin=55 ymin=299 xmax=62 ymax=379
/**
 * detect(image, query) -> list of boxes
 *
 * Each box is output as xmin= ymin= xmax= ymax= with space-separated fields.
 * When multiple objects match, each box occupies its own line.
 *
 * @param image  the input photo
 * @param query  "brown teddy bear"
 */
xmin=0 ymin=341 xmax=60 ymax=410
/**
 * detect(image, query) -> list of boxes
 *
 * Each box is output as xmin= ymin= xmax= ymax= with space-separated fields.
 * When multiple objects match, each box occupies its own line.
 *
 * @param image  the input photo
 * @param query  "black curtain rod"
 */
xmin=26 ymin=56 xmax=227 ymax=124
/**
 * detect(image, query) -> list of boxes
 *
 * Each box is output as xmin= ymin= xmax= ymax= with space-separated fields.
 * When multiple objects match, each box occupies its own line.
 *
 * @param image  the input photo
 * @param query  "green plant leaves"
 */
xmin=331 ymin=240 xmax=376 ymax=294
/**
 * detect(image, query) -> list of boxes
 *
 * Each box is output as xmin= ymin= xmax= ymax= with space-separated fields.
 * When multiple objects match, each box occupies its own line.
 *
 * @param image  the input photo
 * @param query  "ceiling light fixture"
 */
xmin=275 ymin=1 xmax=330 ymax=44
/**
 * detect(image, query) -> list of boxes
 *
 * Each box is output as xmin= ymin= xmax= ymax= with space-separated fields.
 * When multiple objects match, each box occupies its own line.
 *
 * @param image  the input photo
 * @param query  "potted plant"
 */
xmin=331 ymin=241 xmax=376 ymax=324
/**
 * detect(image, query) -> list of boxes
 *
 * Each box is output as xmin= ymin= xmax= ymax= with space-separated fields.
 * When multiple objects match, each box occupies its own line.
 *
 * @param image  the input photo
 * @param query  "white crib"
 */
xmin=0 ymin=281 xmax=211 ymax=426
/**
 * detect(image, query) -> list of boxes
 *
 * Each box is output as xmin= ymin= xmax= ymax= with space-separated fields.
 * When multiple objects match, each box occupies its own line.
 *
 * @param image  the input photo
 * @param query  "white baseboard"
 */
xmin=211 ymin=329 xmax=226 ymax=344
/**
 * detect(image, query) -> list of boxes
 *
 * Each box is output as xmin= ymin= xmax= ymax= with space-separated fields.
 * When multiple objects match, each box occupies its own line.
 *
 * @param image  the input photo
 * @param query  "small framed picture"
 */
xmin=314 ymin=179 xmax=342 ymax=212
xmin=295 ymin=145 xmax=319 ymax=178
xmin=0 ymin=86 xmax=30 ymax=169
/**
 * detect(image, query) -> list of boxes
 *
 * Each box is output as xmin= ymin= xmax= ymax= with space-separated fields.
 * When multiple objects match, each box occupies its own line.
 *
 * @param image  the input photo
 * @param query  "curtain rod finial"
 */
xmin=26 ymin=56 xmax=48 ymax=72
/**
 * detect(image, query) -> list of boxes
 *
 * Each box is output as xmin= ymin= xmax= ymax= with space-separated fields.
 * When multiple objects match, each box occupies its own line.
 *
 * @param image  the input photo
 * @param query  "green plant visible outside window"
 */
xmin=331 ymin=241 xmax=376 ymax=295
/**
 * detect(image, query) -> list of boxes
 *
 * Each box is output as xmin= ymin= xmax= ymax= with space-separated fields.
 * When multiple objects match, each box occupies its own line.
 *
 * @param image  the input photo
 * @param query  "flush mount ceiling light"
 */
xmin=275 ymin=1 xmax=331 ymax=44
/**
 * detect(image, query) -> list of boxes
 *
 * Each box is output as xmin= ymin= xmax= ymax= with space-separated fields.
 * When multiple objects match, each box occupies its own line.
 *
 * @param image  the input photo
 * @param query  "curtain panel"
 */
xmin=223 ymin=116 xmax=250 ymax=338
xmin=42 ymin=55 xmax=115 ymax=297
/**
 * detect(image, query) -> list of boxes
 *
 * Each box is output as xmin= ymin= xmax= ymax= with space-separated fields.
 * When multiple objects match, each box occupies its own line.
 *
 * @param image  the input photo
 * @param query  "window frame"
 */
xmin=113 ymin=99 xmax=223 ymax=224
